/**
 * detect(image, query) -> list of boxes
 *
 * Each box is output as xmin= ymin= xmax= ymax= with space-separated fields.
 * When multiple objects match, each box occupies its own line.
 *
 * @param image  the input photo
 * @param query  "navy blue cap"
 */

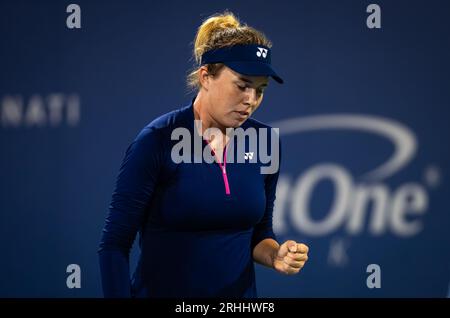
xmin=200 ymin=44 xmax=284 ymax=84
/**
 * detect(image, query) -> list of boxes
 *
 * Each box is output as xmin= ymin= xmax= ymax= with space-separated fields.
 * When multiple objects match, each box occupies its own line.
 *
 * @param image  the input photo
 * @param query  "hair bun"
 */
xmin=194 ymin=12 xmax=240 ymax=62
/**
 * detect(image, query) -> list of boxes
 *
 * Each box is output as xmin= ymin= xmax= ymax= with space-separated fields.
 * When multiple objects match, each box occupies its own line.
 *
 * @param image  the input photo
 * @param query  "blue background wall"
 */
xmin=1 ymin=0 xmax=449 ymax=297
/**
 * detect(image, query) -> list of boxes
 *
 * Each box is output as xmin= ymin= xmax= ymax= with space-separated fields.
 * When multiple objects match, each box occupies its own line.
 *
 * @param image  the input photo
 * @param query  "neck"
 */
xmin=193 ymin=91 xmax=230 ymax=148
xmin=193 ymin=91 xmax=225 ymax=135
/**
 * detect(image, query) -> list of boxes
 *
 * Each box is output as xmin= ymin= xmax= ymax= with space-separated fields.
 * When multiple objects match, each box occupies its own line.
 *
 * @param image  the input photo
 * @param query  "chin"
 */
xmin=230 ymin=120 xmax=244 ymax=129
xmin=224 ymin=116 xmax=246 ymax=129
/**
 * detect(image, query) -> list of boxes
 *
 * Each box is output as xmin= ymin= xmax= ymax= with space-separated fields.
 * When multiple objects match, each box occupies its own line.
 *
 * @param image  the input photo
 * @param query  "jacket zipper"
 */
xmin=205 ymin=140 xmax=231 ymax=196
xmin=218 ymin=149 xmax=230 ymax=195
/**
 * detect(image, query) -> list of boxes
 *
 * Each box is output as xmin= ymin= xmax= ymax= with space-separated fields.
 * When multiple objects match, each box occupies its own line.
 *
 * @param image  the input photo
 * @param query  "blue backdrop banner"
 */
xmin=1 ymin=0 xmax=449 ymax=297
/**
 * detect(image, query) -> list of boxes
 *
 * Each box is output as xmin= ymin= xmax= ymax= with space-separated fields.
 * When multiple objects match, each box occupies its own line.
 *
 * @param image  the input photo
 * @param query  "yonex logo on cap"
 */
xmin=256 ymin=47 xmax=268 ymax=58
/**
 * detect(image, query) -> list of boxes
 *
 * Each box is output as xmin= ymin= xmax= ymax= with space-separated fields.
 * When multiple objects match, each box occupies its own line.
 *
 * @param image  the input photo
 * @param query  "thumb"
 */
xmin=278 ymin=240 xmax=297 ymax=258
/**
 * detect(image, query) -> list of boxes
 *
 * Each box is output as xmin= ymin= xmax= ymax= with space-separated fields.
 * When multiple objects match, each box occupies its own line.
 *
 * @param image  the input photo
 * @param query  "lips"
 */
xmin=236 ymin=111 xmax=249 ymax=117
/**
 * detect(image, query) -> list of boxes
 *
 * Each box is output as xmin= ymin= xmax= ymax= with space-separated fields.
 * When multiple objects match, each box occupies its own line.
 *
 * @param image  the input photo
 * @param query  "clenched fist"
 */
xmin=273 ymin=240 xmax=309 ymax=275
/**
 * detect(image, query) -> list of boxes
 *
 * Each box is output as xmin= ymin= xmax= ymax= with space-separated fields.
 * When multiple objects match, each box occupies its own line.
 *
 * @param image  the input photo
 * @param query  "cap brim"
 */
xmin=224 ymin=61 xmax=284 ymax=84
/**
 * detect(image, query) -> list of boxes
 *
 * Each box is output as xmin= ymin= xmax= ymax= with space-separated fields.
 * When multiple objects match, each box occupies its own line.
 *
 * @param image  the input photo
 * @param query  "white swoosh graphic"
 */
xmin=271 ymin=114 xmax=417 ymax=181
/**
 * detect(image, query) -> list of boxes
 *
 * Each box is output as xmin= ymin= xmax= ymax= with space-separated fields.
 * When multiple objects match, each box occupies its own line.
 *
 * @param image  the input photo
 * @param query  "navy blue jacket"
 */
xmin=98 ymin=97 xmax=281 ymax=297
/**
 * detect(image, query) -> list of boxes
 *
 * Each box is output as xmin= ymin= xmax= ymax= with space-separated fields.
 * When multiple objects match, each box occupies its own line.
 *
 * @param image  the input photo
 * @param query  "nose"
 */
xmin=243 ymin=88 xmax=258 ymax=107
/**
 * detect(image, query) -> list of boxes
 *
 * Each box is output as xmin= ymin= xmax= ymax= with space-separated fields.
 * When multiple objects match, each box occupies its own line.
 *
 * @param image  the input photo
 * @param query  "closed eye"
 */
xmin=236 ymin=83 xmax=267 ymax=97
xmin=236 ymin=83 xmax=246 ymax=91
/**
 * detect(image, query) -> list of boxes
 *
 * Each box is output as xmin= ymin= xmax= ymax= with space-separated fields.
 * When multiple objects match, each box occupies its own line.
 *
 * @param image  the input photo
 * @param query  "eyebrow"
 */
xmin=238 ymin=77 xmax=269 ymax=87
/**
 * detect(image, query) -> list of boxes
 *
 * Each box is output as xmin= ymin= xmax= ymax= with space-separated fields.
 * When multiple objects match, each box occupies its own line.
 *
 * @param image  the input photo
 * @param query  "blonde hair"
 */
xmin=186 ymin=11 xmax=272 ymax=92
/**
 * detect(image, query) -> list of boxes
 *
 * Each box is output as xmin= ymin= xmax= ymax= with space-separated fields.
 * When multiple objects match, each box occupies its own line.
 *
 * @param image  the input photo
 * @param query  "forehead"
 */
xmin=223 ymin=66 xmax=269 ymax=85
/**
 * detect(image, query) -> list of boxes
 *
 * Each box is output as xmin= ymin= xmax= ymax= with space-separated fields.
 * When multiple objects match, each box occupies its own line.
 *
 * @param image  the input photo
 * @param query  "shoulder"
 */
xmin=241 ymin=117 xmax=281 ymax=140
xmin=243 ymin=117 xmax=273 ymax=130
xmin=134 ymin=104 xmax=190 ymax=143
xmin=243 ymin=117 xmax=282 ymax=158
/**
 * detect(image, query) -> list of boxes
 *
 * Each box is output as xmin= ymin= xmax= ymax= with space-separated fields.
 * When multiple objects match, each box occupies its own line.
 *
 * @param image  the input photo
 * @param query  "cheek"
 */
xmin=210 ymin=82 xmax=244 ymax=113
xmin=226 ymin=85 xmax=245 ymax=104
xmin=211 ymin=83 xmax=232 ymax=103
xmin=217 ymin=87 xmax=239 ymax=108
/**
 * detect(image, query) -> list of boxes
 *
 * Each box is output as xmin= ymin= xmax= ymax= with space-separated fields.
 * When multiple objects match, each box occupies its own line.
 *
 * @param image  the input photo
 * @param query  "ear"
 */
xmin=198 ymin=66 xmax=210 ymax=90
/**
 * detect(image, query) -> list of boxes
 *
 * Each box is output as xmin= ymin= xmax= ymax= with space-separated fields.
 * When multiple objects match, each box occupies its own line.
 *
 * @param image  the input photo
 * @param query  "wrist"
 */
xmin=270 ymin=247 xmax=279 ymax=269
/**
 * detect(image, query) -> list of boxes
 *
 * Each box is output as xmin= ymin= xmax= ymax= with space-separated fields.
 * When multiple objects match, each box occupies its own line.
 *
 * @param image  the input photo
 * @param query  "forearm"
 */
xmin=252 ymin=238 xmax=280 ymax=269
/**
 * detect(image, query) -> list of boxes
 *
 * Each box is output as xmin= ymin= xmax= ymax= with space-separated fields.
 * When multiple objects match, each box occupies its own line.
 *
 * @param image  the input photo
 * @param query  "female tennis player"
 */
xmin=98 ymin=11 xmax=309 ymax=298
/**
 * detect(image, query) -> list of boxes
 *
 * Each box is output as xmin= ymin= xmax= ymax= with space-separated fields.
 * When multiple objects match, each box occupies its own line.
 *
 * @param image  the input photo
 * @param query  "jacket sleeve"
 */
xmin=98 ymin=127 xmax=163 ymax=297
xmin=251 ymin=136 xmax=281 ymax=251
